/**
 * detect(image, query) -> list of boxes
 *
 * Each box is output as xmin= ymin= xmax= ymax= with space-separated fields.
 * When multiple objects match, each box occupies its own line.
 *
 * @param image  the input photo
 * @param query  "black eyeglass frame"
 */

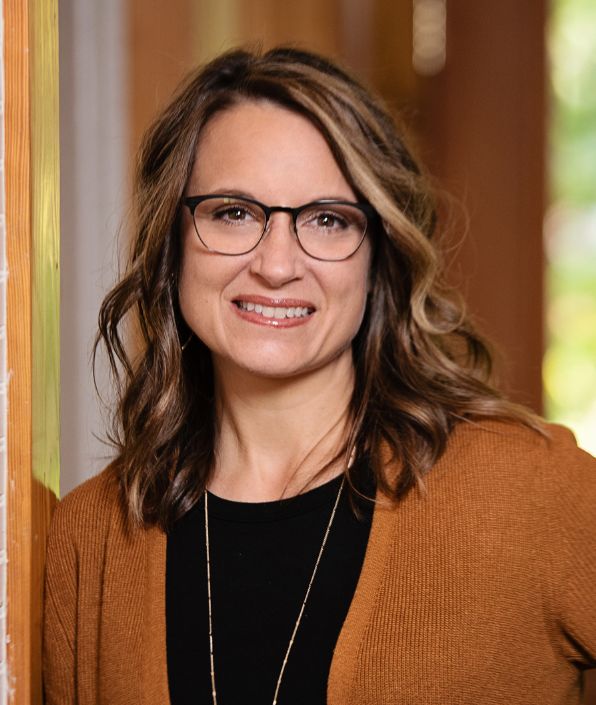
xmin=182 ymin=194 xmax=377 ymax=262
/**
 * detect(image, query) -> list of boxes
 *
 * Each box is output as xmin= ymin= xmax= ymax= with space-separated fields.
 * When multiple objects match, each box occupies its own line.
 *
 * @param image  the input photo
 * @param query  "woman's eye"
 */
xmin=215 ymin=207 xmax=250 ymax=221
xmin=309 ymin=211 xmax=348 ymax=229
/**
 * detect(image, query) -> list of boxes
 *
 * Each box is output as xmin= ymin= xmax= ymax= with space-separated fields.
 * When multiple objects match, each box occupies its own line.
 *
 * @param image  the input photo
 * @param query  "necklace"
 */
xmin=204 ymin=473 xmax=346 ymax=705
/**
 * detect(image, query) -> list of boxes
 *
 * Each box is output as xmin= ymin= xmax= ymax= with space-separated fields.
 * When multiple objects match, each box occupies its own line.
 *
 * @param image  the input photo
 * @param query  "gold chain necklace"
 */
xmin=204 ymin=474 xmax=346 ymax=705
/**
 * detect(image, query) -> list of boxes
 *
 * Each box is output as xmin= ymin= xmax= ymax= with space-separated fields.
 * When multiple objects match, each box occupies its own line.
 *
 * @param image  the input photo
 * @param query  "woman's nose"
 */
xmin=248 ymin=213 xmax=305 ymax=286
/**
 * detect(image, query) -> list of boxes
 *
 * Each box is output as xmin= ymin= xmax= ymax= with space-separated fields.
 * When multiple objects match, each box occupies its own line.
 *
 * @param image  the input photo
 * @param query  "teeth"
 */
xmin=236 ymin=302 xmax=312 ymax=319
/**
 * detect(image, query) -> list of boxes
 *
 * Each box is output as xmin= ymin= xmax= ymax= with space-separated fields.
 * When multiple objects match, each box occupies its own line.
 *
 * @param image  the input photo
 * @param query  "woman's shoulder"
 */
xmin=49 ymin=464 xmax=126 ymax=547
xmin=434 ymin=418 xmax=596 ymax=513
xmin=444 ymin=418 xmax=591 ymax=471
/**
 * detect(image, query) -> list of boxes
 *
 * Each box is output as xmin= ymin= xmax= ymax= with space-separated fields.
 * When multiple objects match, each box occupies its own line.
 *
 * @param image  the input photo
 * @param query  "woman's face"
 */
xmin=178 ymin=100 xmax=372 ymax=381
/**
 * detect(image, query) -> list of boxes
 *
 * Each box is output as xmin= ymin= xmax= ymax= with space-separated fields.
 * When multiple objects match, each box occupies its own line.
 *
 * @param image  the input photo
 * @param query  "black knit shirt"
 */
xmin=166 ymin=462 xmax=374 ymax=705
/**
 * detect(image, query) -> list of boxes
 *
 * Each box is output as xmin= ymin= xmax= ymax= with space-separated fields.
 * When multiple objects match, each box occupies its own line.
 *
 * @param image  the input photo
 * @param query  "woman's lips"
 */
xmin=231 ymin=296 xmax=315 ymax=327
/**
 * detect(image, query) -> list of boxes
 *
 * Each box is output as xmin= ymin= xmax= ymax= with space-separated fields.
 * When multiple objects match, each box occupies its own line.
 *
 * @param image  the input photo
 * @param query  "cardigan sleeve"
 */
xmin=544 ymin=426 xmax=596 ymax=669
xmin=43 ymin=497 xmax=78 ymax=704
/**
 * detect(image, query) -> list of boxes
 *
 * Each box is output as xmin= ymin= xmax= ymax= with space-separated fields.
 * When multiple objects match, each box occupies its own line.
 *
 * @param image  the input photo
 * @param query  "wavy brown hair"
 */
xmin=95 ymin=46 xmax=543 ymax=528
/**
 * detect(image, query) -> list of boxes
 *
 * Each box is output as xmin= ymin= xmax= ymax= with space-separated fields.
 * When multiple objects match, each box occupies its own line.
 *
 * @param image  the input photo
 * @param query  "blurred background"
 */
xmin=59 ymin=0 xmax=596 ymax=497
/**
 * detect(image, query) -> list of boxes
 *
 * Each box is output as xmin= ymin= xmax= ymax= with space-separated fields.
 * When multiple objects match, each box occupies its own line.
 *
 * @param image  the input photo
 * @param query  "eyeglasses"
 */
xmin=182 ymin=194 xmax=376 ymax=261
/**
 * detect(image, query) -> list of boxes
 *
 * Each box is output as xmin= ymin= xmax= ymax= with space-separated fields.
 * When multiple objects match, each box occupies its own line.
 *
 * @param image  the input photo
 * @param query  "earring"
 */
xmin=181 ymin=332 xmax=193 ymax=351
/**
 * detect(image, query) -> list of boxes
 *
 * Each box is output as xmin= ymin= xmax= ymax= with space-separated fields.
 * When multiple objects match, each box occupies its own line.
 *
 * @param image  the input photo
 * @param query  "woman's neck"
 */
xmin=209 ymin=351 xmax=355 ymax=502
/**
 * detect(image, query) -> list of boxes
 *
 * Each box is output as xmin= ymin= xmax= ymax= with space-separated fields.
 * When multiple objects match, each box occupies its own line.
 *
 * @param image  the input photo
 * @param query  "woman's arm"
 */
xmin=543 ymin=426 xmax=596 ymax=669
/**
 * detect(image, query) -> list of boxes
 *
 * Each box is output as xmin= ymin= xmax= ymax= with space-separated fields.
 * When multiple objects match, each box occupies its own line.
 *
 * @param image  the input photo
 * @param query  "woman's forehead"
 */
xmin=189 ymin=101 xmax=357 ymax=204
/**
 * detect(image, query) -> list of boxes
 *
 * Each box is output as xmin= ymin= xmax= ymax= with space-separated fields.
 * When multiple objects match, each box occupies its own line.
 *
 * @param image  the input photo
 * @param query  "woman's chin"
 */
xmin=212 ymin=345 xmax=353 ymax=386
xmin=219 ymin=356 xmax=312 ymax=382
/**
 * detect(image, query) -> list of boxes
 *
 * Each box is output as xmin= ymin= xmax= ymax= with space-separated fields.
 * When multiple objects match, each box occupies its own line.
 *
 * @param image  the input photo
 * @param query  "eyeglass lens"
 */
xmin=192 ymin=196 xmax=367 ymax=260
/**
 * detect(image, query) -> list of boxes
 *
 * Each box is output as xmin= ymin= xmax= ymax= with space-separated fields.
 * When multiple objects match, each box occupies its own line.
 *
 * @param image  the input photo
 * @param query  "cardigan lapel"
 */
xmin=327 ymin=486 xmax=399 ymax=704
xmin=141 ymin=525 xmax=171 ymax=705
xmin=97 ymin=514 xmax=170 ymax=705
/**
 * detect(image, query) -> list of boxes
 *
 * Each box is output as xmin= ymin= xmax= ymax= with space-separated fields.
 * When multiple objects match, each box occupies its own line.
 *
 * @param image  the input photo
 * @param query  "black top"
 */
xmin=166 ymin=461 xmax=375 ymax=705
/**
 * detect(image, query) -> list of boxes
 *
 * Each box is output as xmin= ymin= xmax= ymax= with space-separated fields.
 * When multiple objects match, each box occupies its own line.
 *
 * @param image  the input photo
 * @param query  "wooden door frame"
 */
xmin=4 ymin=0 xmax=60 ymax=702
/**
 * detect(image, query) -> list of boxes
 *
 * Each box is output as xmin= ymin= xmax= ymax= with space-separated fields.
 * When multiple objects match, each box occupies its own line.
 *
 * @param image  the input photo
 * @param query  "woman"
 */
xmin=43 ymin=47 xmax=596 ymax=704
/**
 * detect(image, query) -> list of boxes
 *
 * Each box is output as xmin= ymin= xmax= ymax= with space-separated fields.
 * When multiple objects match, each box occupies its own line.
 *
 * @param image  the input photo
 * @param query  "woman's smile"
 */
xmin=232 ymin=295 xmax=316 ymax=327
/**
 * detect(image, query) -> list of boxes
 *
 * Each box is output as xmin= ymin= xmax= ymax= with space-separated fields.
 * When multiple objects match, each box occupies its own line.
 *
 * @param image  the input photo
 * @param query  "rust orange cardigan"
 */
xmin=43 ymin=421 xmax=596 ymax=704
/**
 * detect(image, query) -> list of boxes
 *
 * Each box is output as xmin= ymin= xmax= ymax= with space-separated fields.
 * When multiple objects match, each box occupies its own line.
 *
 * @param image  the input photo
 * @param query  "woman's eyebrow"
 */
xmin=194 ymin=187 xmax=257 ymax=199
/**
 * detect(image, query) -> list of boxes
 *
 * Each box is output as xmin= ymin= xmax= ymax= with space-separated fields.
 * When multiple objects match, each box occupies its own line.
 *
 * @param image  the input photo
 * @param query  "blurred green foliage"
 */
xmin=550 ymin=0 xmax=596 ymax=204
xmin=545 ymin=0 xmax=596 ymax=451
xmin=545 ymin=255 xmax=596 ymax=414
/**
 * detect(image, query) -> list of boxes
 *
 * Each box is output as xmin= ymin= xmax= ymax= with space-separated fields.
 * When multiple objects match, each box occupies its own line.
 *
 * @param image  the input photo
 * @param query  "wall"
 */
xmin=59 ymin=0 xmax=128 ymax=495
